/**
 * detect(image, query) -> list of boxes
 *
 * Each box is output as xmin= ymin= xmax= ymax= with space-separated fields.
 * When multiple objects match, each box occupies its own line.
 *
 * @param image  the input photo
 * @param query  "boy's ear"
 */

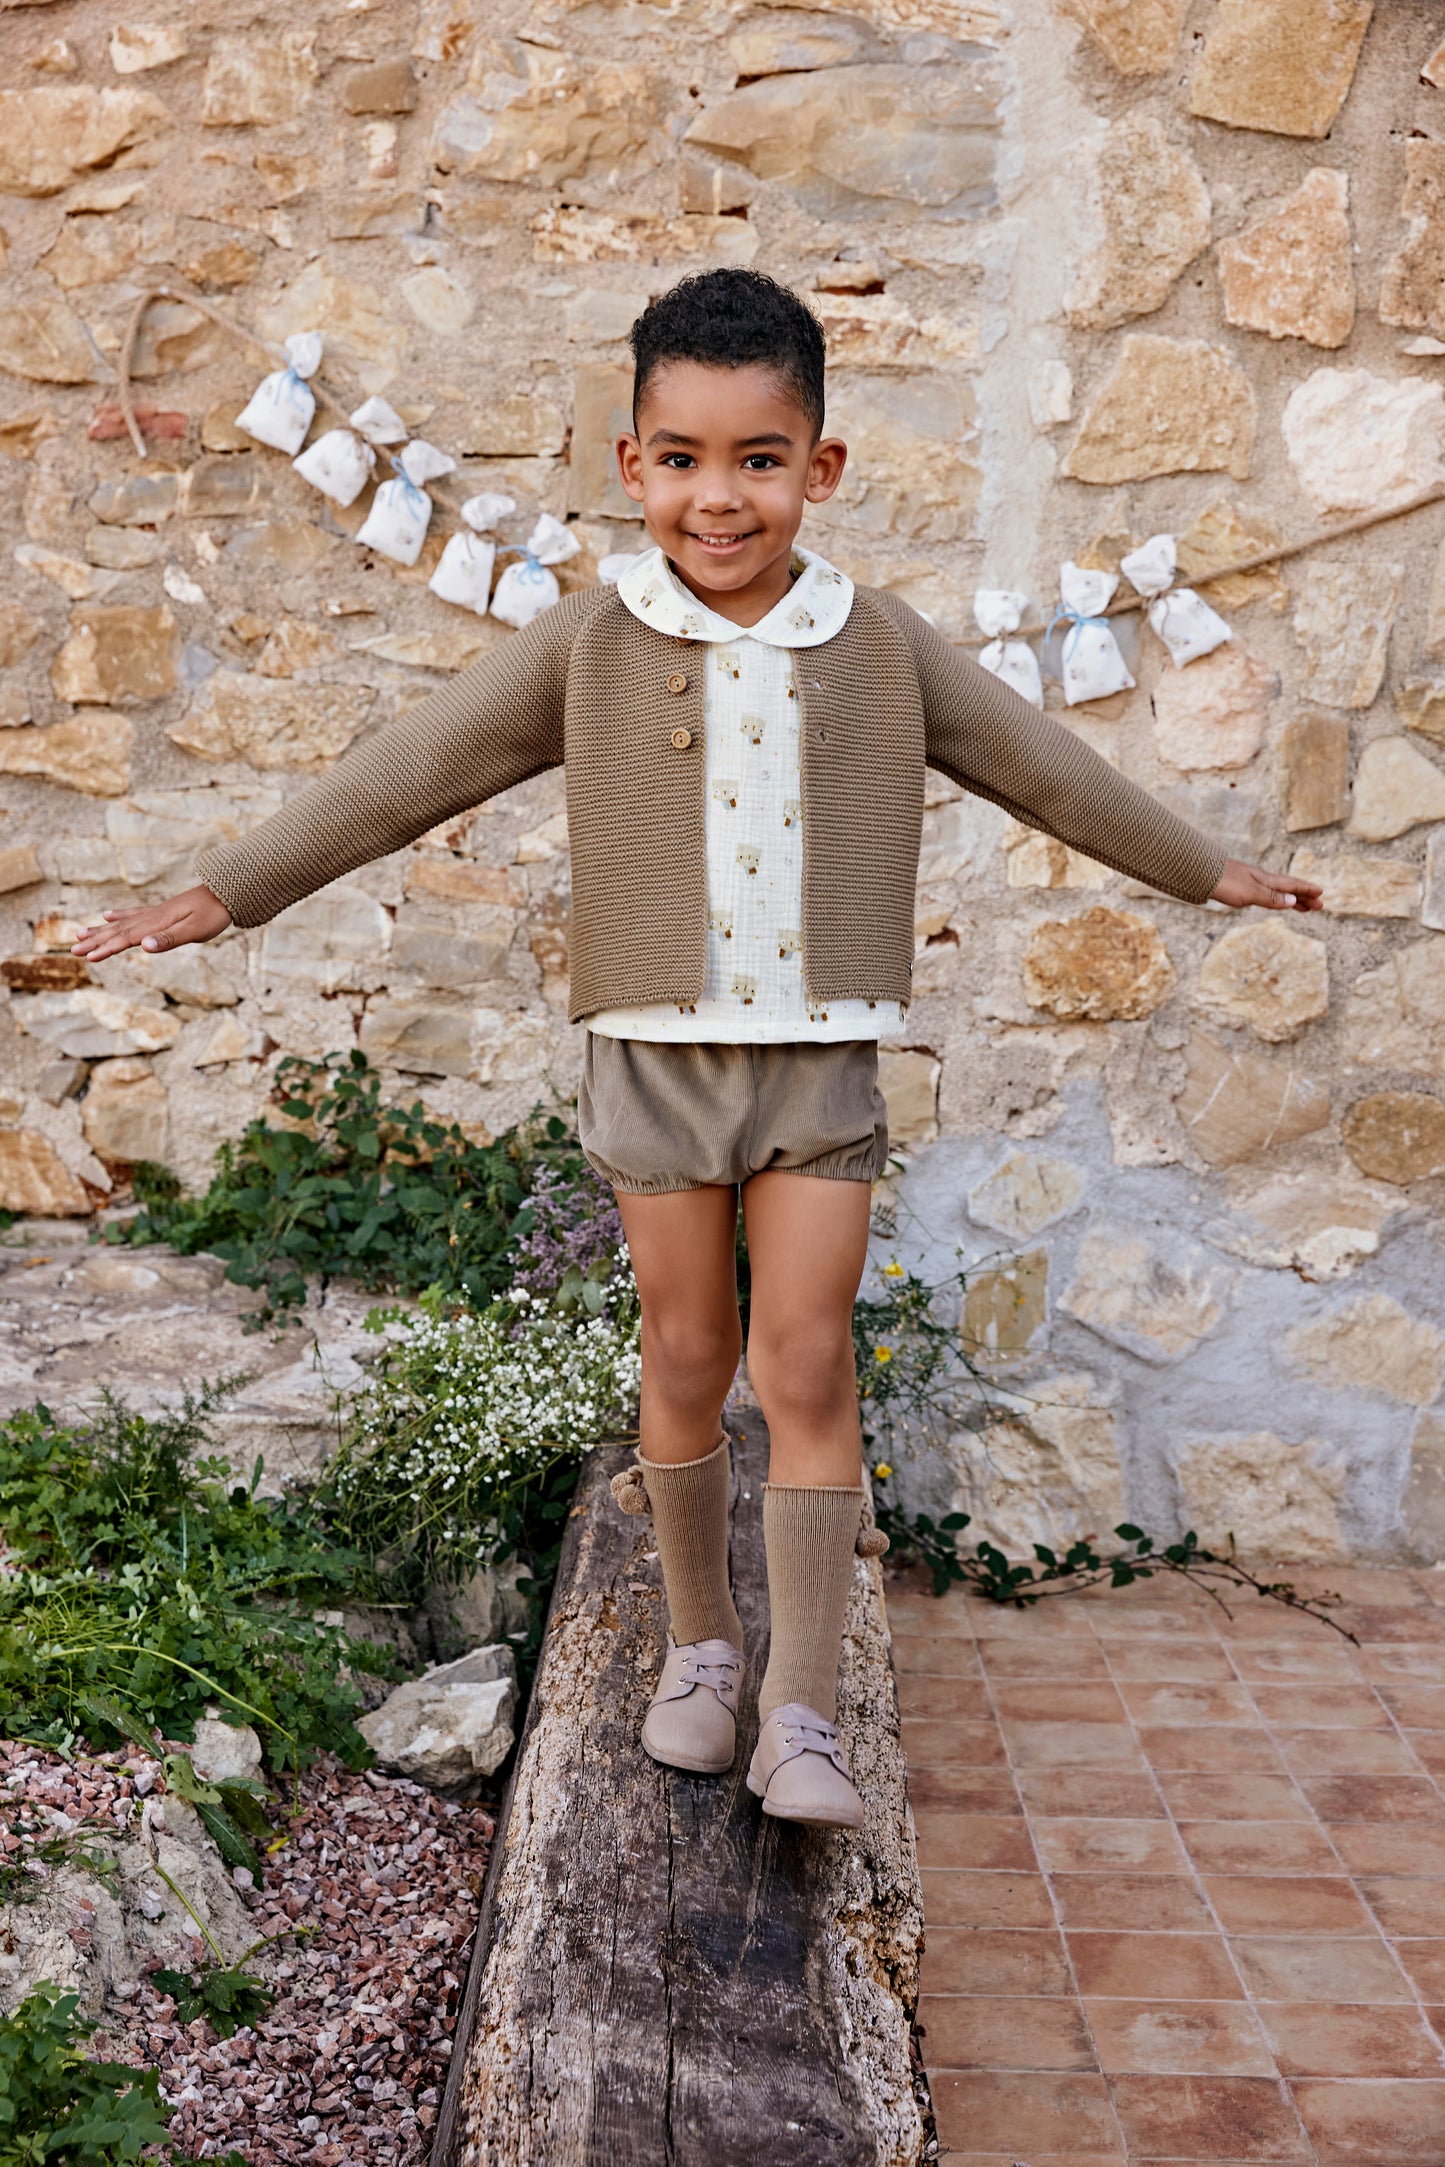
xmin=805 ymin=435 xmax=847 ymax=505
xmin=616 ymin=431 xmax=646 ymax=504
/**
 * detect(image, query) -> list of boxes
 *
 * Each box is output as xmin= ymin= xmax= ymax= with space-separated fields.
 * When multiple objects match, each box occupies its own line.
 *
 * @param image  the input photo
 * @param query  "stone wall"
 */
xmin=2 ymin=0 xmax=1444 ymax=1560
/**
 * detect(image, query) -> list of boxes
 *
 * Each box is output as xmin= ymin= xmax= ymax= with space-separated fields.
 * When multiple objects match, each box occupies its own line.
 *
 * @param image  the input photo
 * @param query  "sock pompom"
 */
xmin=856 ymin=1525 xmax=890 ymax=1559
xmin=610 ymin=1462 xmax=650 ymax=1516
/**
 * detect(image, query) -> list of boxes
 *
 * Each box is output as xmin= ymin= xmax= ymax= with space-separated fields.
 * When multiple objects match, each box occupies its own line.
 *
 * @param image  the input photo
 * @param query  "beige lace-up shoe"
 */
xmin=640 ymin=1636 xmax=744 ymax=1775
xmin=746 ymin=1702 xmax=865 ymax=1829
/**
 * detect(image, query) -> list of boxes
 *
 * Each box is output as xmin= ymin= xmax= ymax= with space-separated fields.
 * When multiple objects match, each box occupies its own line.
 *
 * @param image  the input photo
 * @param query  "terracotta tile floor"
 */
xmin=887 ymin=1562 xmax=1445 ymax=2166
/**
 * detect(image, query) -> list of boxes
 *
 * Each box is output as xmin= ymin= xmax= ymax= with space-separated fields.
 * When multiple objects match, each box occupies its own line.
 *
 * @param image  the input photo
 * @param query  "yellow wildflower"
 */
xmin=873 ymin=1462 xmax=894 ymax=1481
xmin=882 ymin=1260 xmax=905 ymax=1278
xmin=875 ymin=1345 xmax=893 ymax=1364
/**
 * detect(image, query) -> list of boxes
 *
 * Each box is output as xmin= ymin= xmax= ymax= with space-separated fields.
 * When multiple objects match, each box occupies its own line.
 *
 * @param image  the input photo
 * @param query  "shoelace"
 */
xmin=782 ymin=1713 xmax=840 ymax=1755
xmin=679 ymin=1651 xmax=743 ymax=1705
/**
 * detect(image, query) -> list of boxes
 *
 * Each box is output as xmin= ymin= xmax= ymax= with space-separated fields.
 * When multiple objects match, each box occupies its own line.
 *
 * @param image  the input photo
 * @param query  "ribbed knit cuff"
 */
xmin=757 ymin=1483 xmax=864 ymax=1726
xmin=638 ymin=1435 xmax=743 ymax=1650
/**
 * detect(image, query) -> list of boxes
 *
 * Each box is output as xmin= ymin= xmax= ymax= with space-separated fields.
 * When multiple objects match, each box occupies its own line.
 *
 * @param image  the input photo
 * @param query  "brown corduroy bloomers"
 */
xmin=194 ymin=586 xmax=1230 ymax=1024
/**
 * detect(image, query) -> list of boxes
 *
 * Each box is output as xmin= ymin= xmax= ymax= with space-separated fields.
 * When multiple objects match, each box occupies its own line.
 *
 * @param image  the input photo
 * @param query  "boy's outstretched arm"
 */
xmin=882 ymin=595 xmax=1322 ymax=914
xmin=71 ymin=591 xmax=589 ymax=966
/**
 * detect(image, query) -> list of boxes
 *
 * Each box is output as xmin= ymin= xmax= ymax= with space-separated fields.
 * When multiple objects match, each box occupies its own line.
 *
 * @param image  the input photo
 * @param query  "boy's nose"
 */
xmin=692 ymin=470 xmax=744 ymax=511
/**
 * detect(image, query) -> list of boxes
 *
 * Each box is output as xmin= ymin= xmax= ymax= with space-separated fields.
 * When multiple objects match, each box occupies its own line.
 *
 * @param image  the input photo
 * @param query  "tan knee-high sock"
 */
xmin=757 ymin=1484 xmax=863 ymax=1726
xmin=638 ymin=1435 xmax=743 ymax=1650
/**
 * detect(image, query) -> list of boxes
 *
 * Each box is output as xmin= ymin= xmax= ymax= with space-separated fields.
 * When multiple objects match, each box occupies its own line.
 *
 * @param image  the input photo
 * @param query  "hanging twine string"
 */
xmin=115 ymin=283 xmax=1445 ymax=622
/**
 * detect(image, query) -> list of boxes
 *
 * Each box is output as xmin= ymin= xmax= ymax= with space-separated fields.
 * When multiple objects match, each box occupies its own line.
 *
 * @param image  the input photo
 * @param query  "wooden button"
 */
xmin=671 ymin=727 xmax=693 ymax=751
xmin=666 ymin=672 xmax=689 ymax=694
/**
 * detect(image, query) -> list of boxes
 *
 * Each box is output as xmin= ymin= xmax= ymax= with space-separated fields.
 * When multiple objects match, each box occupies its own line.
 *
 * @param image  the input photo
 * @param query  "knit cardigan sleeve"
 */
xmin=873 ymin=591 xmax=1231 ymax=907
xmin=193 ymin=591 xmax=592 ymax=928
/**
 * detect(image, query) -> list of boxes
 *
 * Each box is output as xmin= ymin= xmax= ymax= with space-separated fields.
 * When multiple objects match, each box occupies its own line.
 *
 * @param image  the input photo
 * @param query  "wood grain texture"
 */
xmin=435 ymin=1413 xmax=924 ymax=2167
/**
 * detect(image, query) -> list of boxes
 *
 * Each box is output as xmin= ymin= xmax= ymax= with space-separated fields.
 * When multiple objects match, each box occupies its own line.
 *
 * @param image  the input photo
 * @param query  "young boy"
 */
xmin=73 ymin=269 xmax=1322 ymax=1830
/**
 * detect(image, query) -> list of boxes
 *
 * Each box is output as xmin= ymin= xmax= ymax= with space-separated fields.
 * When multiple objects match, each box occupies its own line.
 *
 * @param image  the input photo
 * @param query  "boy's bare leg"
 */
xmin=615 ymin=1184 xmax=743 ymax=1463
xmin=740 ymin=1171 xmax=870 ymax=1488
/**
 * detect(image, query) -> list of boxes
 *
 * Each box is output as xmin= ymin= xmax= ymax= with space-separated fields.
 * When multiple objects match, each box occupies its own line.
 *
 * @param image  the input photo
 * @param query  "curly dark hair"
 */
xmin=628 ymin=268 xmax=827 ymax=439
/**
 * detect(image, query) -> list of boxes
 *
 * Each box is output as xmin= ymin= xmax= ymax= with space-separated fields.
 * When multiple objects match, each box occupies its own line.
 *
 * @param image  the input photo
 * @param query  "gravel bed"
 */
xmin=2 ymin=1740 xmax=496 ymax=2165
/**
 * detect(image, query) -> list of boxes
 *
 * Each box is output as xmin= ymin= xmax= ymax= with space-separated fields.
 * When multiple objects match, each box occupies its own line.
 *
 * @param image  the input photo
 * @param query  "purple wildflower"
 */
xmin=509 ymin=1162 xmax=625 ymax=1296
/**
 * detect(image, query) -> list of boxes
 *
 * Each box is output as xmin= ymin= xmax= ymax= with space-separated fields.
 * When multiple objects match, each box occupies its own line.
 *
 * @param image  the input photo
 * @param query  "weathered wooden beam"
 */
xmin=434 ymin=1414 xmax=924 ymax=2167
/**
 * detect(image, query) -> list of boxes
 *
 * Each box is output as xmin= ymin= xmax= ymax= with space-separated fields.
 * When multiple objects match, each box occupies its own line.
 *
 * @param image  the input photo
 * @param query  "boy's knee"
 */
xmin=643 ymin=1311 xmax=741 ymax=1396
xmin=747 ymin=1323 xmax=853 ymax=1415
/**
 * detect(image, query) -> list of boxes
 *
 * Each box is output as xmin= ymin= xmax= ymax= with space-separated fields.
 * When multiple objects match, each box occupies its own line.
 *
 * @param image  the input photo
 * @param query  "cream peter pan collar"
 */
xmin=616 ymin=543 xmax=853 ymax=649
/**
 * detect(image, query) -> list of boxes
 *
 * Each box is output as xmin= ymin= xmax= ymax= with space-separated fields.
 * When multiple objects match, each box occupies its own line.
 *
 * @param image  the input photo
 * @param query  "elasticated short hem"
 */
xmin=577 ymin=1033 xmax=890 ymax=1195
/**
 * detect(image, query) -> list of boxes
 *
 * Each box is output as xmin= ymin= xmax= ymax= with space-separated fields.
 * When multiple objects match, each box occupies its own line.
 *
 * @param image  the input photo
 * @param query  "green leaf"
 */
xmin=1114 ymin=1523 xmax=1146 ymax=1541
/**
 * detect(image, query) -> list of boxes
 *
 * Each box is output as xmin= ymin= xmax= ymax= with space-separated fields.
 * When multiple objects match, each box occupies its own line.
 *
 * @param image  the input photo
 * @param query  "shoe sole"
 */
xmin=746 ymin=1771 xmax=864 ymax=1829
xmin=642 ymin=1735 xmax=733 ymax=1776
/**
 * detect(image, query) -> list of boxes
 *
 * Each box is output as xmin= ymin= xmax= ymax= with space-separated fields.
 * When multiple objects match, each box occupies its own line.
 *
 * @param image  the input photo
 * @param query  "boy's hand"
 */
xmin=70 ymin=883 xmax=233 ymax=963
xmin=1210 ymin=858 xmax=1324 ymax=913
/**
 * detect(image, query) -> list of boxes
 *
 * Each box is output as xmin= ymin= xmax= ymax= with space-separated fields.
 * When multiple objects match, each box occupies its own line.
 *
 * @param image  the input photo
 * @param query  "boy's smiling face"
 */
xmin=615 ymin=360 xmax=847 ymax=628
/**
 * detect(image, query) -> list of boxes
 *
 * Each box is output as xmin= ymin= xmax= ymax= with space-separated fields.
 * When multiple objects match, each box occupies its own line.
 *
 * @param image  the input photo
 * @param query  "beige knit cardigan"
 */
xmin=195 ymin=584 xmax=1230 ymax=1024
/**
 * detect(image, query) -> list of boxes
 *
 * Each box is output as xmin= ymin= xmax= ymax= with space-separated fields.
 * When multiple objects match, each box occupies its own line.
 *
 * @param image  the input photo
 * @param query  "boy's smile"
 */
xmin=616 ymin=360 xmax=847 ymax=629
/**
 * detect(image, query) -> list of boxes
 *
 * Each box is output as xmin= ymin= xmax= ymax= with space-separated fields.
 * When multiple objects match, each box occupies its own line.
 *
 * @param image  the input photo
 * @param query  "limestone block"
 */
xmin=39 ymin=212 xmax=142 ymax=291
xmin=1343 ymin=1092 xmax=1445 ymax=1185
xmin=679 ymin=150 xmax=758 ymax=217
xmin=459 ymin=392 xmax=566 ymax=459
xmin=224 ymin=522 xmax=345 ymax=576
xmin=255 ymin=617 xmax=339 ymax=680
xmin=343 ymin=57 xmax=417 ymax=115
xmin=954 ymin=1372 xmax=1125 ymax=1556
xmin=1187 ymin=0 xmax=1373 ymax=139
xmin=1176 ymin=494 xmax=1289 ymax=614
xmin=1398 ymin=679 xmax=1445 ymax=750
xmin=968 ymin=1153 xmax=1084 ymax=1239
xmin=1426 ymin=39 xmax=1445 ymax=90
xmin=814 ymin=373 xmax=979 ymax=543
xmin=1195 ymin=921 xmax=1328 ymax=1044
xmin=93 ymin=785 xmax=283 ymax=889
xmin=0 ymin=1129 xmax=91 ymax=1215
xmin=683 ymin=62 xmax=1002 ymax=221
xmin=1006 ymin=831 xmax=1112 ymax=890
xmin=1151 ymin=641 xmax=1272 ymax=772
xmin=15 ymin=543 xmax=127 ymax=603
xmin=352 ymin=629 xmax=495 ymax=673
xmin=359 ymin=996 xmax=475 ymax=1078
xmin=138 ymin=945 xmax=239 ymax=1009
xmin=0 ymin=295 xmax=100 ymax=383
xmin=530 ymin=209 xmax=759 ymax=268
xmin=88 ymin=473 xmax=179 ymax=526
xmin=1064 ymin=116 xmax=1211 ymax=332
xmin=0 ymin=600 xmax=41 ymax=670
xmin=1346 ymin=935 xmax=1445 ymax=1072
xmin=261 ymin=887 xmax=391 ymax=995
xmin=0 ymin=844 xmax=43 ymax=894
xmin=1174 ymin=1030 xmax=1329 ymax=1168
xmin=50 ymin=605 xmax=180 ymax=706
xmin=1061 ymin=1223 xmax=1235 ymax=1363
xmin=1281 ymin=713 xmax=1350 ymax=832
xmin=515 ymin=812 xmax=569 ymax=864
xmin=183 ymin=457 xmax=270 ymax=520
xmin=188 ymin=1719 xmax=263 ymax=1785
xmin=1054 ymin=0 xmax=1187 ymax=75
xmin=390 ymin=917 xmax=513 ymax=989
xmin=0 ymin=409 xmax=61 ymax=460
xmin=358 ymin=1646 xmax=516 ymax=1799
xmin=256 ymin=262 xmax=407 ymax=385
xmin=201 ymin=32 xmax=317 ymax=127
xmin=433 ymin=47 xmax=671 ymax=189
xmin=1062 ymin=335 xmax=1254 ymax=485
xmin=1380 ymin=139 xmax=1445 ymax=341
xmin=1218 ymin=169 xmax=1355 ymax=349
xmin=1176 ymin=1434 xmax=1345 ymax=1560
xmin=193 ymin=1013 xmax=267 ymax=1067
xmin=917 ymin=794 xmax=1007 ymax=883
xmin=877 ymin=1047 xmax=939 ymax=1148
xmin=1292 ymin=560 xmax=1402 ymax=710
xmin=400 ymin=267 xmax=474 ymax=337
xmin=168 ymin=677 xmax=376 ymax=771
xmin=1028 ymin=359 xmax=1074 ymax=429
xmin=564 ymin=289 xmax=652 ymax=343
xmin=1431 ymin=544 xmax=1445 ymax=662
xmin=1287 ymin=848 xmax=1419 ymax=920
xmin=812 ymin=293 xmax=977 ymax=370
xmin=960 ymin=1250 xmax=1048 ymax=1366
xmin=1207 ymin=1168 xmax=1401 ymax=1281
xmin=0 ymin=85 xmax=173 ymax=198
xmin=1346 ymin=738 xmax=1445 ymax=843
xmin=0 ymin=713 xmax=133 ymax=796
xmin=405 ymin=857 xmax=524 ymax=908
xmin=567 ymin=363 xmax=637 ymax=522
xmin=10 ymin=987 xmax=180 ymax=1059
xmin=110 ymin=23 xmax=189 ymax=73
xmin=1282 ymin=368 xmax=1445 ymax=516
xmin=1427 ymin=830 xmax=1445 ymax=934
xmin=81 ymin=1055 xmax=167 ymax=1163
xmin=1023 ymin=907 xmax=1176 ymax=1022
xmin=725 ymin=13 xmax=870 ymax=74
xmin=1402 ymin=1411 xmax=1445 ymax=1564
xmin=1287 ymin=1293 xmax=1444 ymax=1409
xmin=126 ymin=299 xmax=228 ymax=380
xmin=1151 ymin=784 xmax=1269 ymax=877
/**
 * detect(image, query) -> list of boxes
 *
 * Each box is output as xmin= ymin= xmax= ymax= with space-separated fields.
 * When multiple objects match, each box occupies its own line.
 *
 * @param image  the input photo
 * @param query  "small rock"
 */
xmin=358 ymin=1647 xmax=517 ymax=1800
xmin=201 ymin=32 xmax=317 ymax=128
xmin=1055 ymin=0 xmax=1187 ymax=74
xmin=1218 ymin=168 xmax=1354 ymax=348
xmin=1280 ymin=711 xmax=1350 ymax=832
xmin=1062 ymin=333 xmax=1255 ymax=484
xmin=189 ymin=1720 xmax=263 ymax=1785
xmin=168 ymin=676 xmax=375 ymax=771
xmin=109 ymin=23 xmax=190 ymax=74
xmin=1061 ymin=1222 xmax=1234 ymax=1364
xmin=1346 ymin=737 xmax=1445 ymax=843
xmin=1287 ymin=1293 xmax=1445 ymax=1410
xmin=1286 ymin=848 xmax=1420 ymax=919
xmin=1342 ymin=1092 xmax=1445 ymax=1185
xmin=0 ymin=713 xmax=133 ymax=796
xmin=343 ymin=57 xmax=417 ymax=115
xmin=1282 ymin=367 xmax=1445 ymax=515
xmin=1379 ymin=138 xmax=1445 ymax=341
xmin=0 ymin=1130 xmax=91 ymax=1216
xmin=1397 ymin=678 xmax=1445 ymax=750
xmin=968 ymin=1152 xmax=1085 ymax=1238
xmin=1174 ymin=1029 xmax=1330 ymax=1167
xmin=1187 ymin=0 xmax=1372 ymax=139
xmin=1426 ymin=830 xmax=1445 ymax=934
xmin=1194 ymin=920 xmax=1329 ymax=1044
xmin=960 ymin=1251 xmax=1048 ymax=1366
xmin=1023 ymin=906 xmax=1176 ymax=1022
xmin=1064 ymin=115 xmax=1210 ymax=332
xmin=50 ymin=604 xmax=181 ymax=706
xmin=0 ymin=843 xmax=43 ymax=894
xmin=1176 ymin=1433 xmax=1345 ymax=1561
xmin=80 ymin=1056 xmax=168 ymax=1164
xmin=1346 ymin=935 xmax=1445 ymax=1073
xmin=9 ymin=986 xmax=179 ymax=1059
xmin=1291 ymin=559 xmax=1403 ymax=711
xmin=1151 ymin=640 xmax=1272 ymax=771
xmin=0 ymin=294 xmax=99 ymax=383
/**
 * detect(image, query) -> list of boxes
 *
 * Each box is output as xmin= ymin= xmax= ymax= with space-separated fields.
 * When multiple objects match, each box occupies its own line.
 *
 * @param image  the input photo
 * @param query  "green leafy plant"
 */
xmin=0 ymin=1980 xmax=240 ymax=2167
xmin=146 ymin=1858 xmax=305 ymax=2040
xmin=109 ymin=1050 xmax=589 ymax=1331
xmin=0 ymin=1385 xmax=395 ymax=1768
xmin=0 ymin=1808 xmax=119 ymax=1909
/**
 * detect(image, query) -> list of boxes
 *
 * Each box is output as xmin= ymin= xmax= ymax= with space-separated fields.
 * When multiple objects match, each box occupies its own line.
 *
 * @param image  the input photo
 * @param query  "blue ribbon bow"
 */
xmin=1045 ymin=598 xmax=1111 ymax=666
xmin=386 ymin=453 xmax=429 ymax=513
